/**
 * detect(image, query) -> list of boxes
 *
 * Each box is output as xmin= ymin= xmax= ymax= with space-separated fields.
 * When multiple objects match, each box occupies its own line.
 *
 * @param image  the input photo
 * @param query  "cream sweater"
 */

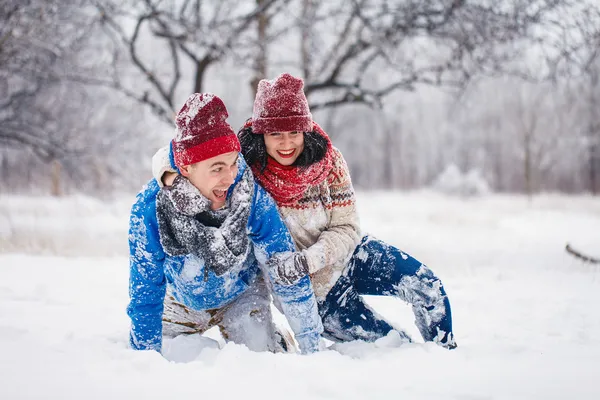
xmin=279 ymin=148 xmax=361 ymax=300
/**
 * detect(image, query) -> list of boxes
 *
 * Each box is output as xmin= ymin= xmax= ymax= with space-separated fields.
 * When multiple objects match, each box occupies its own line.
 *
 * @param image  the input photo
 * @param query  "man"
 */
xmin=127 ymin=93 xmax=322 ymax=354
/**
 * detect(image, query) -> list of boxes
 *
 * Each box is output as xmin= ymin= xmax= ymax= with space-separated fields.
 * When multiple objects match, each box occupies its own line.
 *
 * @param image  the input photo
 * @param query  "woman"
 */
xmin=237 ymin=73 xmax=456 ymax=348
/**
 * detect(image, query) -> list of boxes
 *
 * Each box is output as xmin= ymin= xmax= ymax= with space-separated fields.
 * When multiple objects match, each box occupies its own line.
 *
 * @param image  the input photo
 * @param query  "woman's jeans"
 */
xmin=318 ymin=236 xmax=455 ymax=348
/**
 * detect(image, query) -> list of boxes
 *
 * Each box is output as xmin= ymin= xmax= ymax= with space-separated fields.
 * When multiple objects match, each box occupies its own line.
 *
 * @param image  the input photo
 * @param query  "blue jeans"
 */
xmin=318 ymin=236 xmax=455 ymax=348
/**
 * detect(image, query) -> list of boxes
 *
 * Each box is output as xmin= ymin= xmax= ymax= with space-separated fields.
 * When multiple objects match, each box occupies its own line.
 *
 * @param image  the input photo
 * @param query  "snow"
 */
xmin=432 ymin=164 xmax=490 ymax=197
xmin=1 ymin=191 xmax=600 ymax=399
xmin=252 ymin=73 xmax=310 ymax=120
xmin=176 ymin=93 xmax=216 ymax=142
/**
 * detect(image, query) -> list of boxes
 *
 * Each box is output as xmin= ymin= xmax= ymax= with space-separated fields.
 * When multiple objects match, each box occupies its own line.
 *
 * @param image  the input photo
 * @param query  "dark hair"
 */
xmin=238 ymin=123 xmax=329 ymax=172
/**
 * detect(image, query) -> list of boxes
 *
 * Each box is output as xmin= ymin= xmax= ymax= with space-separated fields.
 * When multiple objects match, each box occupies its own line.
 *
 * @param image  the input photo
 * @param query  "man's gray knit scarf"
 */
xmin=156 ymin=168 xmax=253 ymax=277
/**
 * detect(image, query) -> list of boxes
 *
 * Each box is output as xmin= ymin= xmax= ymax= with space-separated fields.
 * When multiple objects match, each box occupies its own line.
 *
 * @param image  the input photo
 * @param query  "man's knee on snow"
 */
xmin=219 ymin=294 xmax=276 ymax=352
xmin=162 ymin=294 xmax=213 ymax=337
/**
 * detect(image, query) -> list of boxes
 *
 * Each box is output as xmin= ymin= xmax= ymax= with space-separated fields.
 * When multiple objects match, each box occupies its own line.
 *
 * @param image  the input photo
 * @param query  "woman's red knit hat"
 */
xmin=251 ymin=73 xmax=313 ymax=134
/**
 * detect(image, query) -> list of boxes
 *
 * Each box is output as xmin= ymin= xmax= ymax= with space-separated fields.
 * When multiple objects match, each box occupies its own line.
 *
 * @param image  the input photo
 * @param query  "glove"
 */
xmin=267 ymin=252 xmax=310 ymax=286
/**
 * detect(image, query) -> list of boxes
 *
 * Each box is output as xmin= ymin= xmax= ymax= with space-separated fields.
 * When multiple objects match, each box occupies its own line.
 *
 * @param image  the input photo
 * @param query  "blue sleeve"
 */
xmin=247 ymin=182 xmax=296 ymax=256
xmin=127 ymin=181 xmax=167 ymax=352
xmin=247 ymin=184 xmax=323 ymax=353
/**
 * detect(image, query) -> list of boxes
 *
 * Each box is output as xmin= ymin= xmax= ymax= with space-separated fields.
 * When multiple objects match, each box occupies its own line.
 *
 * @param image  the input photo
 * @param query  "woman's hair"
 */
xmin=238 ymin=124 xmax=329 ymax=172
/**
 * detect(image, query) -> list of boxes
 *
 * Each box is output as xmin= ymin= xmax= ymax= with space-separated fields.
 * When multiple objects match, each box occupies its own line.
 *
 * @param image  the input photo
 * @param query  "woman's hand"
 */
xmin=162 ymin=171 xmax=178 ymax=187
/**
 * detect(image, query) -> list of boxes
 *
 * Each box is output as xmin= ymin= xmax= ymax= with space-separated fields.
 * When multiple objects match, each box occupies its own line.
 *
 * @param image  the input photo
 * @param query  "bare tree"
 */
xmin=83 ymin=0 xmax=291 ymax=124
xmin=299 ymin=0 xmax=316 ymax=81
xmin=292 ymin=0 xmax=563 ymax=110
xmin=250 ymin=0 xmax=270 ymax=96
xmin=0 ymin=1 xmax=166 ymax=195
xmin=579 ymin=33 xmax=600 ymax=195
xmin=0 ymin=0 xmax=92 ymax=161
xmin=586 ymin=64 xmax=600 ymax=194
xmin=542 ymin=0 xmax=600 ymax=193
xmin=76 ymin=1 xmax=567 ymax=122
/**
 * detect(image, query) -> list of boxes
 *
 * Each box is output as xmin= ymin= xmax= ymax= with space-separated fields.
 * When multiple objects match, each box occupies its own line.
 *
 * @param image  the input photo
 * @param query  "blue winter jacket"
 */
xmin=127 ymin=156 xmax=321 ymax=352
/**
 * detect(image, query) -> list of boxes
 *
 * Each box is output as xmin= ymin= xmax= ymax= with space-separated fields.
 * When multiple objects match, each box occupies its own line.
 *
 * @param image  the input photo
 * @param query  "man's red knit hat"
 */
xmin=172 ymin=93 xmax=240 ymax=168
xmin=251 ymin=73 xmax=313 ymax=134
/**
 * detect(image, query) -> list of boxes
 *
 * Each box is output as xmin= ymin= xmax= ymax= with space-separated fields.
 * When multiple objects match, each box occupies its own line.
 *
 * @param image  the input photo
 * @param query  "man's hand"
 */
xmin=267 ymin=252 xmax=310 ymax=285
xmin=162 ymin=171 xmax=178 ymax=187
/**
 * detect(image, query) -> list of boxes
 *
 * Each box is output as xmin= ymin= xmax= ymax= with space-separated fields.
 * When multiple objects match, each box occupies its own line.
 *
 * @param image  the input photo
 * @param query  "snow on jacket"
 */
xmin=275 ymin=147 xmax=361 ymax=300
xmin=128 ymin=155 xmax=321 ymax=351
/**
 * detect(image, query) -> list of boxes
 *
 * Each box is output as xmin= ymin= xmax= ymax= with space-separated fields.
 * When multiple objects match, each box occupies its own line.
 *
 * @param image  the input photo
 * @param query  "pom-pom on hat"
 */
xmin=251 ymin=73 xmax=313 ymax=134
xmin=172 ymin=93 xmax=240 ymax=168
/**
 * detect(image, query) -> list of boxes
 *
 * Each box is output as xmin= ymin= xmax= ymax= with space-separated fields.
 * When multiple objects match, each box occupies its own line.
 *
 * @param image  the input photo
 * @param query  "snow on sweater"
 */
xmin=278 ymin=148 xmax=361 ymax=300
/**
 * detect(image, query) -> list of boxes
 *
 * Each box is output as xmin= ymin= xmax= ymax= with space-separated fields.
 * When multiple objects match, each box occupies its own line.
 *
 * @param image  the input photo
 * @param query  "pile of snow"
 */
xmin=1 ymin=192 xmax=600 ymax=399
xmin=432 ymin=164 xmax=490 ymax=197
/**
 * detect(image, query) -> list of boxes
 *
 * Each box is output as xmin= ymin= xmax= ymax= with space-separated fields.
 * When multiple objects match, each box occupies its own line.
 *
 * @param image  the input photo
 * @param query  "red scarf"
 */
xmin=250 ymin=122 xmax=334 ymax=205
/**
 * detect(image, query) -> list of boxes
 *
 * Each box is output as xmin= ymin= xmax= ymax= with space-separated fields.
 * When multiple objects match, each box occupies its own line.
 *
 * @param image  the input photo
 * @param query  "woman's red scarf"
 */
xmin=249 ymin=122 xmax=334 ymax=205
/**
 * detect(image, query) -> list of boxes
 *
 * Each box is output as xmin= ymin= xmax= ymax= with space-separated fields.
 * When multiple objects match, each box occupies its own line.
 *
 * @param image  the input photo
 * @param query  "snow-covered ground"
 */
xmin=1 ymin=191 xmax=599 ymax=399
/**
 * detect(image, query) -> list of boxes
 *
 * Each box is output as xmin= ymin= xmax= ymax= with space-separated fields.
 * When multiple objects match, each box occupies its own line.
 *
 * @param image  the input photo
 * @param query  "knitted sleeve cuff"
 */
xmin=302 ymin=243 xmax=326 ymax=275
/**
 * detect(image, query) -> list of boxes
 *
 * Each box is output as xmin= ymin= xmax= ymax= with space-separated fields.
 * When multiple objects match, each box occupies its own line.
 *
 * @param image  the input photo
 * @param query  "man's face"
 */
xmin=263 ymin=131 xmax=305 ymax=166
xmin=180 ymin=151 xmax=239 ymax=210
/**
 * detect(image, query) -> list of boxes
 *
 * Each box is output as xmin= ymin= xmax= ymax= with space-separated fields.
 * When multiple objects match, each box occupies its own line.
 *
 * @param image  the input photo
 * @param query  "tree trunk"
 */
xmin=194 ymin=57 xmax=212 ymax=94
xmin=300 ymin=0 xmax=315 ymax=81
xmin=588 ymin=72 xmax=599 ymax=195
xmin=250 ymin=0 xmax=269 ymax=97
xmin=383 ymin=122 xmax=395 ymax=189
xmin=524 ymin=133 xmax=532 ymax=200
xmin=51 ymin=159 xmax=62 ymax=197
xmin=590 ymin=141 xmax=598 ymax=195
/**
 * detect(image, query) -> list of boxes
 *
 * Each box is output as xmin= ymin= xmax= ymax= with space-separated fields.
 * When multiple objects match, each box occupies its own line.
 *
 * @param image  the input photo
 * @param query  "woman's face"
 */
xmin=263 ymin=131 xmax=304 ymax=166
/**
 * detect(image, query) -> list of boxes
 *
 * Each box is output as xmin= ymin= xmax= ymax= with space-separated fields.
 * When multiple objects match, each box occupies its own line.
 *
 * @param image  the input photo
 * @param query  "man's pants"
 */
xmin=162 ymin=277 xmax=290 ymax=352
xmin=318 ymin=235 xmax=456 ymax=348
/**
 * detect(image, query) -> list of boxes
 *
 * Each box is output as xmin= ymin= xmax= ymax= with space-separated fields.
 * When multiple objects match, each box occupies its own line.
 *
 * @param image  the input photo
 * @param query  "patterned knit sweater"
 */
xmin=278 ymin=147 xmax=361 ymax=300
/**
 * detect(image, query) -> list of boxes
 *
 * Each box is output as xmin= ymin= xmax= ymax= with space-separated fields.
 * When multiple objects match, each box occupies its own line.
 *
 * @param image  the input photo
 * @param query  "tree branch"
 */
xmin=566 ymin=243 xmax=600 ymax=264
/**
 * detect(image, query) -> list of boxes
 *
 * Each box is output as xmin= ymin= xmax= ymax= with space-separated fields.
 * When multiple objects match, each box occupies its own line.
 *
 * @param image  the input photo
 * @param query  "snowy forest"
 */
xmin=2 ymin=0 xmax=600 ymax=196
